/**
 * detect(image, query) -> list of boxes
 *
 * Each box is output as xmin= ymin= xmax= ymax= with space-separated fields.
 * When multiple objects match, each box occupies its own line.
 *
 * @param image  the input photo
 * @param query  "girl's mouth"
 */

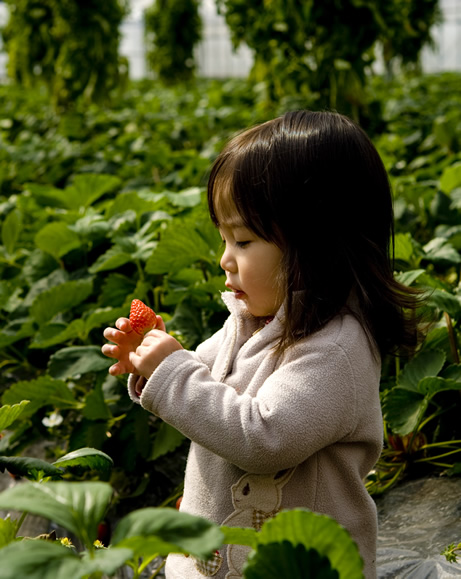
xmin=225 ymin=283 xmax=246 ymax=299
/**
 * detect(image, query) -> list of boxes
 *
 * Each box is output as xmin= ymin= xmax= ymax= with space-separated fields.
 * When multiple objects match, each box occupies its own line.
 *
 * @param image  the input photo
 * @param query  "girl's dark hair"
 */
xmin=208 ymin=110 xmax=423 ymax=357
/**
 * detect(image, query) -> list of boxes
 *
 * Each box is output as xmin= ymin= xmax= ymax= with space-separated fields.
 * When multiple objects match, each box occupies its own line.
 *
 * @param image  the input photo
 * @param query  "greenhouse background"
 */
xmin=1 ymin=1 xmax=461 ymax=577
xmin=0 ymin=0 xmax=460 ymax=80
xmin=83 ymin=0 xmax=461 ymax=78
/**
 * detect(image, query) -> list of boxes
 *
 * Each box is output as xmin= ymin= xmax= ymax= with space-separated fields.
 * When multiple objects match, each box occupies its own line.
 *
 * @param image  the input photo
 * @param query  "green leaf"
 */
xmin=112 ymin=507 xmax=224 ymax=560
xmin=382 ymin=388 xmax=427 ymax=435
xmin=0 ymin=319 xmax=36 ymax=349
xmin=1 ymin=210 xmax=22 ymax=256
xmin=0 ymin=456 xmax=63 ymax=481
xmin=99 ymin=273 xmax=137 ymax=307
xmin=83 ymin=306 xmax=127 ymax=333
xmin=0 ymin=539 xmax=132 ymax=579
xmin=440 ymin=163 xmax=461 ymax=194
xmin=146 ymin=218 xmax=216 ymax=274
xmin=441 ymin=364 xmax=461 ymax=381
xmin=25 ymin=182 xmax=70 ymax=209
xmin=30 ymin=278 xmax=93 ymax=324
xmin=71 ymin=213 xmax=109 ymax=240
xmin=65 ymin=174 xmax=121 ymax=210
xmin=423 ymin=238 xmax=461 ymax=266
xmin=168 ymin=297 xmax=205 ymax=348
xmin=0 ymin=540 xmax=81 ymax=579
xmin=1 ymin=376 xmax=78 ymax=416
xmin=0 ymin=481 xmax=113 ymax=547
xmin=395 ymin=269 xmax=425 ymax=286
xmin=0 ymin=315 xmax=36 ymax=348
xmin=398 ymin=349 xmax=446 ymax=391
xmin=82 ymin=383 xmax=112 ymax=420
xmin=244 ymin=542 xmax=339 ymax=579
xmin=250 ymin=509 xmax=362 ymax=578
xmin=23 ymin=267 xmax=68 ymax=307
xmin=447 ymin=462 xmax=461 ymax=476
xmin=29 ymin=320 xmax=85 ymax=349
xmin=394 ymin=232 xmax=417 ymax=264
xmin=106 ymin=191 xmax=159 ymax=219
xmin=450 ymin=188 xmax=461 ymax=211
xmin=220 ymin=526 xmax=258 ymax=548
xmin=164 ymin=187 xmax=203 ymax=207
xmin=0 ymin=516 xmax=17 ymax=549
xmin=417 ymin=376 xmax=461 ymax=397
xmin=78 ymin=546 xmax=133 ymax=576
xmin=151 ymin=422 xmax=185 ymax=460
xmin=0 ymin=401 xmax=30 ymax=431
xmin=426 ymin=289 xmax=461 ymax=319
xmin=34 ymin=222 xmax=81 ymax=260
xmin=30 ymin=308 xmax=126 ymax=348
xmin=88 ymin=245 xmax=133 ymax=273
xmin=48 ymin=346 xmax=112 ymax=380
xmin=53 ymin=447 xmax=113 ymax=478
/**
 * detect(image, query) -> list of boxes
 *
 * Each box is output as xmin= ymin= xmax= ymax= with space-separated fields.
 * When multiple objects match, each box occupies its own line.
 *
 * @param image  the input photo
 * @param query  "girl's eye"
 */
xmin=236 ymin=241 xmax=250 ymax=248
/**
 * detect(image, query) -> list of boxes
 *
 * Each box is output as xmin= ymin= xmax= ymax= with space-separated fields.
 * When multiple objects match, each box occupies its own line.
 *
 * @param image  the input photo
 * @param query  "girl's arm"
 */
xmin=134 ymin=341 xmax=371 ymax=474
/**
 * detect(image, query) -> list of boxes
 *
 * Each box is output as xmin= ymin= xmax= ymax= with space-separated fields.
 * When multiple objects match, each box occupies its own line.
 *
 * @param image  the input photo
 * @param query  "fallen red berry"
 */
xmin=97 ymin=521 xmax=111 ymax=546
xmin=129 ymin=299 xmax=157 ymax=335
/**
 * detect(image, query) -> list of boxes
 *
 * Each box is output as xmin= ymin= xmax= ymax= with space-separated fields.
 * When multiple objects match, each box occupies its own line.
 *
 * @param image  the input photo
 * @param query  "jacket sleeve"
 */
xmin=127 ymin=317 xmax=231 ymax=403
xmin=137 ymin=340 xmax=361 ymax=474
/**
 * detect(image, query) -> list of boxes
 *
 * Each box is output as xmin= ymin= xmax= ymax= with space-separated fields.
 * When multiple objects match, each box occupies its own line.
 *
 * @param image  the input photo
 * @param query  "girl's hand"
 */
xmin=102 ymin=315 xmax=166 ymax=376
xmin=129 ymin=330 xmax=183 ymax=379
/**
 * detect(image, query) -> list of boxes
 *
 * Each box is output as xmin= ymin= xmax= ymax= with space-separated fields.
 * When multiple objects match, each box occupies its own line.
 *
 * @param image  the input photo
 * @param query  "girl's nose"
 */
xmin=220 ymin=245 xmax=236 ymax=273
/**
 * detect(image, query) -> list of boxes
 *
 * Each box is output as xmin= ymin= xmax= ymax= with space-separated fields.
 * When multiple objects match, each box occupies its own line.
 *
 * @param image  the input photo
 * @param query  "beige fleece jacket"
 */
xmin=128 ymin=292 xmax=383 ymax=579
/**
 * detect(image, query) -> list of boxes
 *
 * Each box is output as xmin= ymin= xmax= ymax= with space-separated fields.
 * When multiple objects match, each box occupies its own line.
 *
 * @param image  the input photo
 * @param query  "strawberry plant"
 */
xmin=0 ymin=474 xmax=363 ymax=578
xmin=0 ymin=77 xmax=267 ymax=517
xmin=1 ymin=71 xmax=461 ymax=529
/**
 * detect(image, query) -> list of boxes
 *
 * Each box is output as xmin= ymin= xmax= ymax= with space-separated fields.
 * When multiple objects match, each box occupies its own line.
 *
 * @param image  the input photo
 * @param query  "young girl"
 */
xmin=102 ymin=110 xmax=421 ymax=579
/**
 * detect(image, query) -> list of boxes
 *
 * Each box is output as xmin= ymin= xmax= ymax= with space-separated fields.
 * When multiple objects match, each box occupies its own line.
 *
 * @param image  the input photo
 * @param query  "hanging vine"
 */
xmin=215 ymin=0 xmax=441 ymax=118
xmin=145 ymin=0 xmax=202 ymax=84
xmin=1 ymin=0 xmax=129 ymax=109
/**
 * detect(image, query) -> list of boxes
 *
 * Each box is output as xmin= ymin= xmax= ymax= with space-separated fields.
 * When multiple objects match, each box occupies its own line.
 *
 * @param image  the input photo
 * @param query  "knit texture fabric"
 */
xmin=128 ymin=292 xmax=383 ymax=578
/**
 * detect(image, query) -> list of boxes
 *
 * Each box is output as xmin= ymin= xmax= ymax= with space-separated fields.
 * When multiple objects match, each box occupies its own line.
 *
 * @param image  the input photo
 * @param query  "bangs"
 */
xmin=207 ymin=127 xmax=279 ymax=242
xmin=208 ymin=168 xmax=241 ymax=227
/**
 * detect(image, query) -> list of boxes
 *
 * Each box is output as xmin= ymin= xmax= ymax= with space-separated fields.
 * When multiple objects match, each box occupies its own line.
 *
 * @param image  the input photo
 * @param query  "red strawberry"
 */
xmin=129 ymin=299 xmax=157 ymax=335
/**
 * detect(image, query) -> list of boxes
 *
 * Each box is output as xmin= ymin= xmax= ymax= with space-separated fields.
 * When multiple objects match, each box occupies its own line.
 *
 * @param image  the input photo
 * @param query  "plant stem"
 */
xmin=15 ymin=510 xmax=28 ymax=536
xmin=444 ymin=312 xmax=459 ymax=364
xmin=422 ymin=440 xmax=461 ymax=449
xmin=136 ymin=260 xmax=145 ymax=281
xmin=150 ymin=558 xmax=166 ymax=578
xmin=415 ymin=448 xmax=461 ymax=462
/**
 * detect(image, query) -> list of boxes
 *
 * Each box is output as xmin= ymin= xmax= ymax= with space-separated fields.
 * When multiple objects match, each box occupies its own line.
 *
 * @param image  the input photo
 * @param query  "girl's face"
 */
xmin=219 ymin=218 xmax=283 ymax=318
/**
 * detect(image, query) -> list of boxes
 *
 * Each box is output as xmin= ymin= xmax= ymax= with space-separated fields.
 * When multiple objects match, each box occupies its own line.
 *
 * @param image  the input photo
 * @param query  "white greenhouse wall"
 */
xmin=0 ymin=0 xmax=460 ymax=81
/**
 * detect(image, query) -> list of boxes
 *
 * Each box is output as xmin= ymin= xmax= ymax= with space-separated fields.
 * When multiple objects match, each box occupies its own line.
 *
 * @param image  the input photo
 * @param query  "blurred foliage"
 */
xmin=0 ymin=78 xmax=263 ymax=511
xmin=378 ymin=0 xmax=442 ymax=76
xmin=216 ymin=0 xmax=441 ymax=119
xmin=145 ymin=0 xmax=202 ymax=83
xmin=1 ymin=0 xmax=129 ymax=109
xmin=0 ymin=71 xmax=460 ymax=512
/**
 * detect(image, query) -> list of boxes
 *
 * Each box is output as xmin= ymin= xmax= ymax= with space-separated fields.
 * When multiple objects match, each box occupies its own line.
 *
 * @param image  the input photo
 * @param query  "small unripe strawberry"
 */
xmin=129 ymin=299 xmax=157 ymax=335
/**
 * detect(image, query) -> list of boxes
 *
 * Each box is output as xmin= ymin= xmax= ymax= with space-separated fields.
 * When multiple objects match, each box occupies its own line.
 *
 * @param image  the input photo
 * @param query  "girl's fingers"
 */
xmin=156 ymin=315 xmax=166 ymax=332
xmin=108 ymin=361 xmax=122 ymax=376
xmin=101 ymin=343 xmax=119 ymax=359
xmin=115 ymin=317 xmax=132 ymax=332
xmin=103 ymin=327 xmax=123 ymax=342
